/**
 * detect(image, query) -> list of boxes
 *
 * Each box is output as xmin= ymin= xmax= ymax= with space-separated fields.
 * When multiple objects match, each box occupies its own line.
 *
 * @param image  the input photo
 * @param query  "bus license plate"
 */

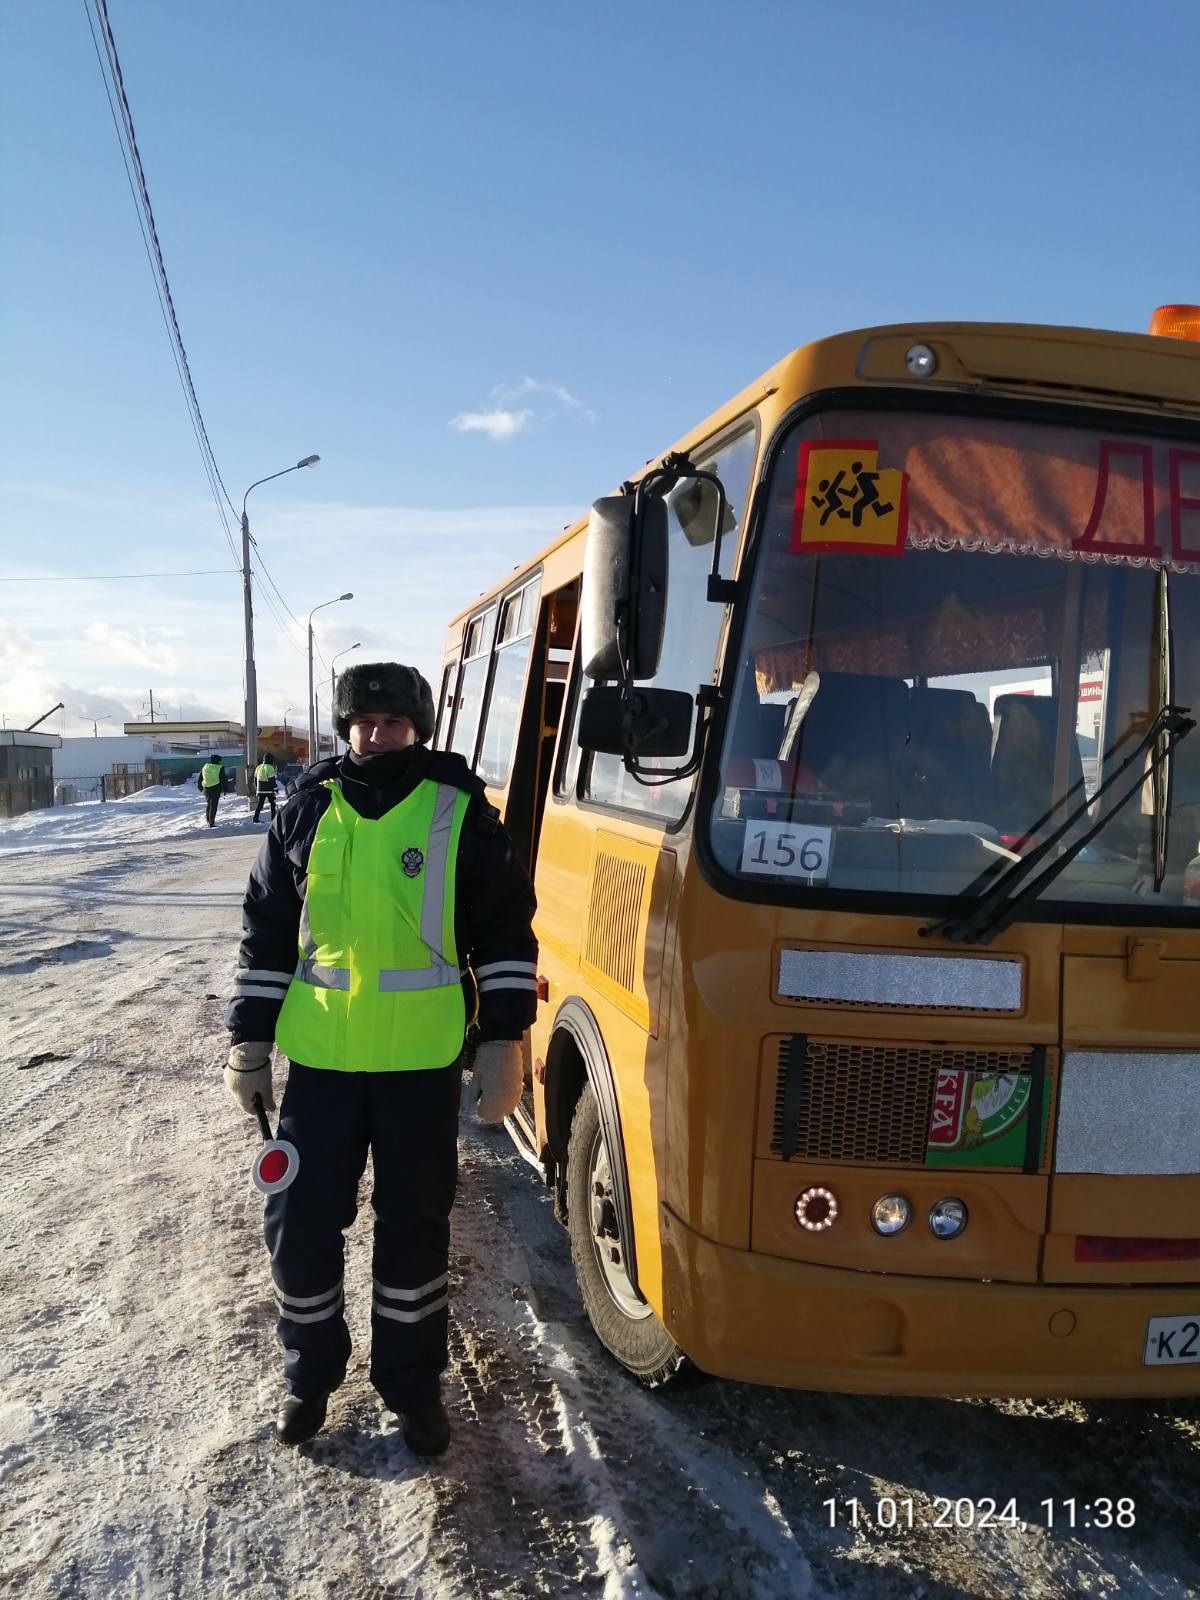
xmin=1143 ymin=1315 xmax=1200 ymax=1365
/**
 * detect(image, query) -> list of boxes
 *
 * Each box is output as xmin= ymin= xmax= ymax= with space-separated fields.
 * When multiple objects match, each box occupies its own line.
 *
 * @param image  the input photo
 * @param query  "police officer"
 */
xmin=198 ymin=753 xmax=227 ymax=827
xmin=252 ymin=753 xmax=278 ymax=821
xmin=224 ymin=664 xmax=536 ymax=1454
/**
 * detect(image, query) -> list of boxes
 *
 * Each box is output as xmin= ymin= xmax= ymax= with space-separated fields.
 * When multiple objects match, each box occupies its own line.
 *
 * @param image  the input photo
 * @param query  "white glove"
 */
xmin=472 ymin=1040 xmax=523 ymax=1124
xmin=225 ymin=1040 xmax=276 ymax=1116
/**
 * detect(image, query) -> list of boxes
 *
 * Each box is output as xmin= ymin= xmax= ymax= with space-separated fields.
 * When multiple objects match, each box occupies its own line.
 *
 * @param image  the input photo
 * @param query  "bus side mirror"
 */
xmin=580 ymin=493 xmax=668 ymax=681
xmin=578 ymin=685 xmax=694 ymax=758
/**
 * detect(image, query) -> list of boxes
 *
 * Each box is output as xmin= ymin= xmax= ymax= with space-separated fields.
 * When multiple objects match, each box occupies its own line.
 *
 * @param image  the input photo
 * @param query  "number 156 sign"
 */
xmin=740 ymin=821 xmax=833 ymax=881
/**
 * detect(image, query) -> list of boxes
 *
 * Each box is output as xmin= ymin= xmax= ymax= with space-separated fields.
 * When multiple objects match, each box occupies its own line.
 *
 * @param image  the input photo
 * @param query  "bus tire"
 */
xmin=566 ymin=1083 xmax=689 ymax=1388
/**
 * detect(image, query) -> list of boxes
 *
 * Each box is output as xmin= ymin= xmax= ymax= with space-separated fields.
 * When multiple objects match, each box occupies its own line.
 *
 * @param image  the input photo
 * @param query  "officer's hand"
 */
xmin=225 ymin=1040 xmax=276 ymax=1115
xmin=473 ymin=1040 xmax=523 ymax=1124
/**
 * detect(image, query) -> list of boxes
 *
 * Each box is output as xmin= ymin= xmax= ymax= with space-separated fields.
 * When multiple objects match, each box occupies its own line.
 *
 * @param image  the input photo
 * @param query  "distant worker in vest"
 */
xmin=224 ymin=663 xmax=536 ymax=1456
xmin=197 ymin=754 xmax=228 ymax=827
xmin=252 ymin=754 xmax=278 ymax=821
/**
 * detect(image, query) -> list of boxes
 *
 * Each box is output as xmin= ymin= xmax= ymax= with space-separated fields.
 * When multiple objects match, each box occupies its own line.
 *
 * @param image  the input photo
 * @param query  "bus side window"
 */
xmin=476 ymin=578 xmax=541 ymax=789
xmin=433 ymin=659 xmax=456 ymax=749
xmin=449 ymin=606 xmax=497 ymax=764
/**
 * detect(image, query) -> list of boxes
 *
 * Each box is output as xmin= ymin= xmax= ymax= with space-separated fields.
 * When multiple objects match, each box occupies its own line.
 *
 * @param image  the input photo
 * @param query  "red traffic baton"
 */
xmin=251 ymin=1091 xmax=300 ymax=1194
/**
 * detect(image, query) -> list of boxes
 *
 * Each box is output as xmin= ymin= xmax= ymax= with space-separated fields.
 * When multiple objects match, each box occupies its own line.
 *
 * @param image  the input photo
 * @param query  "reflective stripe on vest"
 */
xmin=255 ymin=762 xmax=276 ymax=783
xmin=201 ymin=762 xmax=223 ymax=788
xmin=274 ymin=778 xmax=470 ymax=1072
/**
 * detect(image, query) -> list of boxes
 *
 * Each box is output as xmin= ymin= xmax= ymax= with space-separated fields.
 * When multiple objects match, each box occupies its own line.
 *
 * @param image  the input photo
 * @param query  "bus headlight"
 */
xmin=929 ymin=1197 xmax=968 ymax=1239
xmin=795 ymin=1185 xmax=838 ymax=1231
xmin=870 ymin=1194 xmax=911 ymax=1236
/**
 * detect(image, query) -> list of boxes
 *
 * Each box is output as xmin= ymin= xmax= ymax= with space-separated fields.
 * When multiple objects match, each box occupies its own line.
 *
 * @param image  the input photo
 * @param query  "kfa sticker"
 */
xmin=401 ymin=846 xmax=424 ymax=878
xmin=926 ymin=1070 xmax=1036 ymax=1167
xmin=791 ymin=439 xmax=909 ymax=555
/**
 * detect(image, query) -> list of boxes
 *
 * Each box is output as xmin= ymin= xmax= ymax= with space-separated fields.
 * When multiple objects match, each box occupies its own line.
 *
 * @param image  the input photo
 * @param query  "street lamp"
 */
xmin=330 ymin=642 xmax=361 ymax=756
xmin=240 ymin=455 xmax=320 ymax=791
xmin=308 ymin=593 xmax=352 ymax=766
xmin=282 ymin=704 xmax=295 ymax=757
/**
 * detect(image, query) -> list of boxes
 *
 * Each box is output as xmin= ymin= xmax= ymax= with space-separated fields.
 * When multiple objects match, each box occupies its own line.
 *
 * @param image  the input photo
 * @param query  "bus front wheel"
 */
xmin=566 ymin=1084 xmax=688 ymax=1387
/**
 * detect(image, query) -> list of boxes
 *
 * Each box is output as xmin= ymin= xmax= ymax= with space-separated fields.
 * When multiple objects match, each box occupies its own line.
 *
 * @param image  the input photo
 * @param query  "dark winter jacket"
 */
xmin=226 ymin=746 xmax=538 ymax=1049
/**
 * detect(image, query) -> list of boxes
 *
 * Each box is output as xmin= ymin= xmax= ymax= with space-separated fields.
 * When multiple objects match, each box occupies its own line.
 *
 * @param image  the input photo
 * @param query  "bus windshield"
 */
xmin=709 ymin=407 xmax=1200 ymax=916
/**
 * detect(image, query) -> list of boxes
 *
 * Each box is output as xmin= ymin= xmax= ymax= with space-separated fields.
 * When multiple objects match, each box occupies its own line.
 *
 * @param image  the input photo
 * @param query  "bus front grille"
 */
xmin=771 ymin=1036 xmax=1036 ymax=1165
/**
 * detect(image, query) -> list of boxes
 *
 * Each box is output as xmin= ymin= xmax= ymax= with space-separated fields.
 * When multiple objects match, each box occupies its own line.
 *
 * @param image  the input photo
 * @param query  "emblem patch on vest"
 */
xmin=401 ymin=846 xmax=424 ymax=878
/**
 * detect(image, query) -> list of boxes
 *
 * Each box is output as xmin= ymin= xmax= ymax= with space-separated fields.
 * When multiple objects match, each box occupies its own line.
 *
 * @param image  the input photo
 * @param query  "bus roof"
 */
xmin=444 ymin=317 xmax=1200 ymax=632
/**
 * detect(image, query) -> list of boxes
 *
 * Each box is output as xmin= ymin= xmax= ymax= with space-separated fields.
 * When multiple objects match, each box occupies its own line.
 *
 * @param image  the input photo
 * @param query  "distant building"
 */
xmin=0 ymin=729 xmax=61 ymax=818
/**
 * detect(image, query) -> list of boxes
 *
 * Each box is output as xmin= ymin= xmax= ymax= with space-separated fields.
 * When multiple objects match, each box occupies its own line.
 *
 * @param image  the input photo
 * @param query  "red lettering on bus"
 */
xmin=1072 ymin=441 xmax=1157 ymax=558
xmin=927 ymin=1069 xmax=966 ymax=1146
xmin=1168 ymin=448 xmax=1200 ymax=563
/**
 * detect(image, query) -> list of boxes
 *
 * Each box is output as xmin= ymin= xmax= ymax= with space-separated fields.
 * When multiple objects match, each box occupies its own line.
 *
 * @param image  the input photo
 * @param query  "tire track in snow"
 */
xmin=439 ymin=1133 xmax=813 ymax=1599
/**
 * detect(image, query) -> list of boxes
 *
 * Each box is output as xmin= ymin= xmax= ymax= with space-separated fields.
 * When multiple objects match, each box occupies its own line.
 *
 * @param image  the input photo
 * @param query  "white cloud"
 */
xmin=0 ymin=617 xmax=38 ymax=670
xmin=508 ymin=376 xmax=596 ymax=421
xmin=1 ymin=491 xmax=582 ymax=739
xmin=449 ymin=375 xmax=595 ymax=442
xmin=82 ymin=622 xmax=179 ymax=674
xmin=449 ymin=408 xmax=534 ymax=442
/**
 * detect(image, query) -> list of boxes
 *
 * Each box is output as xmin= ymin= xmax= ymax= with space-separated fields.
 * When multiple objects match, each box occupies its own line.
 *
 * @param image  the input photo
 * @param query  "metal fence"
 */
xmin=0 ymin=778 xmax=54 ymax=819
xmin=1 ymin=765 xmax=157 ymax=818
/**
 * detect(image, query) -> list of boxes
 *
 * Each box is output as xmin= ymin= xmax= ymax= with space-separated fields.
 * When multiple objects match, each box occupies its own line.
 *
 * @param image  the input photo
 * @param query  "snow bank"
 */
xmin=0 ymin=784 xmax=259 ymax=853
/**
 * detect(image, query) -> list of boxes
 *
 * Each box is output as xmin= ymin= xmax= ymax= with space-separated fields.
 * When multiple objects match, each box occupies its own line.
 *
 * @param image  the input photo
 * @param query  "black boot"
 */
xmin=402 ymin=1400 xmax=450 ymax=1458
xmin=275 ymin=1391 xmax=330 ymax=1446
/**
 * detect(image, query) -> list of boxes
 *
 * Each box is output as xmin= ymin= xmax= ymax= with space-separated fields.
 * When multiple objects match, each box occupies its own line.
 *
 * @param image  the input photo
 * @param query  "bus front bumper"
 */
xmin=659 ymin=1206 xmax=1200 ymax=1397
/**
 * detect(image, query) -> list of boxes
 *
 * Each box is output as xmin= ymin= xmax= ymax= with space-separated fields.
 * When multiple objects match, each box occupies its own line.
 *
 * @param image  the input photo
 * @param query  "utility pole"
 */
xmin=330 ymin=642 xmax=360 ymax=759
xmin=148 ymin=690 xmax=156 ymax=724
xmin=240 ymin=456 xmax=320 ymax=790
xmin=307 ymin=592 xmax=352 ymax=766
xmin=241 ymin=507 xmax=257 ymax=782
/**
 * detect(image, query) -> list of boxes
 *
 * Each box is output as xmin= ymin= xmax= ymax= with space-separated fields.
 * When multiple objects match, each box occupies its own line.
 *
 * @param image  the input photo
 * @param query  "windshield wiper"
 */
xmin=925 ymin=702 xmax=1195 ymax=946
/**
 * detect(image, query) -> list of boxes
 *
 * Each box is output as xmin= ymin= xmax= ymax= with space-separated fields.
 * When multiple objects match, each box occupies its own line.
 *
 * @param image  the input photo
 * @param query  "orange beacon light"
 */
xmin=1148 ymin=305 xmax=1200 ymax=340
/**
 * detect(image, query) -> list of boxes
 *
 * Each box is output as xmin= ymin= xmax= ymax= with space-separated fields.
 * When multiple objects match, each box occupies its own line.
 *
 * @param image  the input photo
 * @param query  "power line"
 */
xmin=82 ymin=0 xmax=240 ymax=571
xmin=0 ymin=569 xmax=238 ymax=583
xmin=92 ymin=0 xmax=238 ymax=523
xmin=249 ymin=536 xmax=304 ymax=633
xmin=256 ymin=582 xmax=308 ymax=657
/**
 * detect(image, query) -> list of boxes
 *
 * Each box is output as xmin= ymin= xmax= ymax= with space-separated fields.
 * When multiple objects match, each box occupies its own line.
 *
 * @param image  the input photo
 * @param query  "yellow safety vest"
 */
xmin=200 ymin=762 xmax=223 ymax=788
xmin=255 ymin=762 xmax=276 ymax=785
xmin=274 ymin=778 xmax=470 ymax=1072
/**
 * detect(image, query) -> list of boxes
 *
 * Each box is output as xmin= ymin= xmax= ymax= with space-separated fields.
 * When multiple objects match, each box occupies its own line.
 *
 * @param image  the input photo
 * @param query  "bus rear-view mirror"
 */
xmin=580 ymin=493 xmax=668 ymax=681
xmin=578 ymin=685 xmax=694 ymax=758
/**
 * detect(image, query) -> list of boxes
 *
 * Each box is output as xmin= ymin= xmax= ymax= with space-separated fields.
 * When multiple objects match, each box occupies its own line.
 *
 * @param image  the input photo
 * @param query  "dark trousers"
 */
xmin=253 ymin=789 xmax=277 ymax=820
xmin=265 ymin=1059 xmax=462 ymax=1410
xmin=204 ymin=787 xmax=221 ymax=826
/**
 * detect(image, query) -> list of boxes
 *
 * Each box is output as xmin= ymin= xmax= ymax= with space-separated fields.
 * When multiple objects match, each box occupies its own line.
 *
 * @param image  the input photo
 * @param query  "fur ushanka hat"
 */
xmin=333 ymin=662 xmax=435 ymax=744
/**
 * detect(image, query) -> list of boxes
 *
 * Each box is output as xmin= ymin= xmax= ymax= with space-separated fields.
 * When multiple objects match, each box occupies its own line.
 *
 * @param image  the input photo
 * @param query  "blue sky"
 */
xmin=2 ymin=1 xmax=1198 ymax=736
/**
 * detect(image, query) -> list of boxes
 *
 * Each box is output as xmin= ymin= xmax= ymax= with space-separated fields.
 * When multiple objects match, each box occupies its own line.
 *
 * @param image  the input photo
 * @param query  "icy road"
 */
xmin=1 ymin=789 xmax=1197 ymax=1599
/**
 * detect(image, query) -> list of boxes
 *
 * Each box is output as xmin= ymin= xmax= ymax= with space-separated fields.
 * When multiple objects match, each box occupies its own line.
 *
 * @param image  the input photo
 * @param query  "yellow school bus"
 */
xmin=437 ymin=311 xmax=1200 ymax=1396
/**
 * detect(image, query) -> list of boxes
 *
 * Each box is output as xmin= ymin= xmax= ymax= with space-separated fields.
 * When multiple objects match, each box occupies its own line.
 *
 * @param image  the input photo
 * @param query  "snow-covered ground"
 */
xmin=1 ymin=789 xmax=1197 ymax=1598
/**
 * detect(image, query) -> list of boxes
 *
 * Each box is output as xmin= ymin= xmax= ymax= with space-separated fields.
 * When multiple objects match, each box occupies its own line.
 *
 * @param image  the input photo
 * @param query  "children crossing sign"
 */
xmin=791 ymin=438 xmax=909 ymax=555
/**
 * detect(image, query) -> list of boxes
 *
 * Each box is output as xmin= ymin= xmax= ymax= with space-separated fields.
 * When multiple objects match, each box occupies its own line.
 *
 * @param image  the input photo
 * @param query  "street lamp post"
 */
xmin=240 ymin=455 xmax=320 ymax=794
xmin=308 ymin=593 xmax=353 ymax=766
xmin=330 ymin=642 xmax=361 ymax=756
xmin=282 ymin=704 xmax=295 ymax=758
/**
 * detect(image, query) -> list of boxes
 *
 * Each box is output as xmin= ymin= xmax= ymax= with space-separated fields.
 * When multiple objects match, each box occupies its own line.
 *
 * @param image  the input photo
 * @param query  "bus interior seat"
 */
xmin=726 ymin=691 xmax=787 ymax=760
xmin=904 ymin=687 xmax=992 ymax=820
xmin=787 ymin=671 xmax=909 ymax=813
xmin=991 ymin=693 xmax=1083 ymax=831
